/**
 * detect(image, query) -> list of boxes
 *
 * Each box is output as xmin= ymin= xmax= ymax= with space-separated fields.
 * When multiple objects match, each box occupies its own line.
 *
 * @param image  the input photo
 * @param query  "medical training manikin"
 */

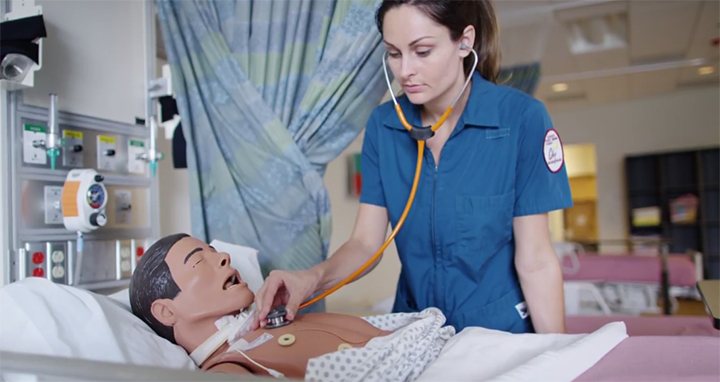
xmin=129 ymin=233 xmax=394 ymax=378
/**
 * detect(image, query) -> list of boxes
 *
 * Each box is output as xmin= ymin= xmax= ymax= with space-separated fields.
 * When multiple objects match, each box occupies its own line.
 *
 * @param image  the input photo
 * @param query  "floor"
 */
xmin=648 ymin=298 xmax=709 ymax=316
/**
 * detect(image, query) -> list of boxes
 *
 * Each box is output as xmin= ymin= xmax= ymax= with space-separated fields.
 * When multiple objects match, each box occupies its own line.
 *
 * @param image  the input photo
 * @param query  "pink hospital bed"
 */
xmin=577 ymin=335 xmax=720 ymax=381
xmin=561 ymin=252 xmax=703 ymax=316
xmin=4 ymin=339 xmax=718 ymax=382
xmin=567 ymin=315 xmax=720 ymax=337
xmin=562 ymin=253 xmax=698 ymax=287
xmin=570 ymin=315 xmax=720 ymax=381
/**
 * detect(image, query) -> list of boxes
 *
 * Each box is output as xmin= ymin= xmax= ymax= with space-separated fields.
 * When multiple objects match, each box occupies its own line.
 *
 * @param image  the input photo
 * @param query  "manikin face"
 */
xmin=382 ymin=4 xmax=470 ymax=106
xmin=152 ymin=237 xmax=255 ymax=325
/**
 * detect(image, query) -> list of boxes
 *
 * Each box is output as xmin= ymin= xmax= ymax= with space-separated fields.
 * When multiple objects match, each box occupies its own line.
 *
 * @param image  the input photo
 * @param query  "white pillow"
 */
xmin=0 ymin=278 xmax=196 ymax=373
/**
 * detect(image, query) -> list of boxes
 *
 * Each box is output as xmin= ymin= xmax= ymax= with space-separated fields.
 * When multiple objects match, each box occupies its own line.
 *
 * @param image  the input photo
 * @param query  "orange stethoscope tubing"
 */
xmin=299 ymin=47 xmax=479 ymax=310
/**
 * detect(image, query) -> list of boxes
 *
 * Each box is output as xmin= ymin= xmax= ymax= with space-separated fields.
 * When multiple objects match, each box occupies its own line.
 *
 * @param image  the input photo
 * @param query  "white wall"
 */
xmin=154 ymin=57 xmax=193 ymax=237
xmin=22 ymin=0 xmax=146 ymax=123
xmin=157 ymin=131 xmax=192 ymax=237
xmin=550 ymin=85 xmax=720 ymax=252
xmin=323 ymin=133 xmax=402 ymax=313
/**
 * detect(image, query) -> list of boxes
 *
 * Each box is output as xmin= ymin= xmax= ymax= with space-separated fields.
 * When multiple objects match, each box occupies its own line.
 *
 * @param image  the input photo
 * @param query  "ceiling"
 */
xmin=156 ymin=0 xmax=719 ymax=112
xmin=495 ymin=0 xmax=719 ymax=111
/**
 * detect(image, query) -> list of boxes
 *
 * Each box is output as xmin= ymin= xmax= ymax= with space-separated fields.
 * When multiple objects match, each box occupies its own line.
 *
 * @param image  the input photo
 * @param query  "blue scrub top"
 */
xmin=359 ymin=71 xmax=573 ymax=334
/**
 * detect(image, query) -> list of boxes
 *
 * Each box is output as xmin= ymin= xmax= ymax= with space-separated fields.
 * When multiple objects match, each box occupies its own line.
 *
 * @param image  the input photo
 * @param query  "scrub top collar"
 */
xmin=382 ymin=70 xmax=501 ymax=134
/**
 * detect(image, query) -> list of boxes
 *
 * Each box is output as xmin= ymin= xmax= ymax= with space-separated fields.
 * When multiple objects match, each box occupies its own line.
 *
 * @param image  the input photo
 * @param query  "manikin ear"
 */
xmin=150 ymin=299 xmax=178 ymax=327
xmin=459 ymin=25 xmax=476 ymax=58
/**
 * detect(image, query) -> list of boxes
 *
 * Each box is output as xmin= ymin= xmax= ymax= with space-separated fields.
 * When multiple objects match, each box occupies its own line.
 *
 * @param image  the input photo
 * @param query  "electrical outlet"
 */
xmin=44 ymin=186 xmax=64 ymax=224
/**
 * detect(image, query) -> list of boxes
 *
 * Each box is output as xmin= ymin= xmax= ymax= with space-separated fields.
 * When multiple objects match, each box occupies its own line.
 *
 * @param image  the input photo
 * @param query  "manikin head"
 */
xmin=129 ymin=234 xmax=254 ymax=352
xmin=376 ymin=0 xmax=500 ymax=107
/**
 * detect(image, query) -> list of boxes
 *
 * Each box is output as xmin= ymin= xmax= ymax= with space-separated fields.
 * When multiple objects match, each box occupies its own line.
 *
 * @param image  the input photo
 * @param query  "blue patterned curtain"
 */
xmin=156 ymin=0 xmax=387 ymax=312
xmin=499 ymin=62 xmax=541 ymax=95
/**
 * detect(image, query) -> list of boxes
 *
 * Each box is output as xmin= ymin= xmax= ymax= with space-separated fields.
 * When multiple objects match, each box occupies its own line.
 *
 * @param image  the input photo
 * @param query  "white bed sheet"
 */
xmin=420 ymin=322 xmax=627 ymax=382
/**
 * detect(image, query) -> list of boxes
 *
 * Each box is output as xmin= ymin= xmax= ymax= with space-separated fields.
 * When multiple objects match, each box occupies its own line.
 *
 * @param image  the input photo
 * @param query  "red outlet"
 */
xmin=32 ymin=252 xmax=44 ymax=264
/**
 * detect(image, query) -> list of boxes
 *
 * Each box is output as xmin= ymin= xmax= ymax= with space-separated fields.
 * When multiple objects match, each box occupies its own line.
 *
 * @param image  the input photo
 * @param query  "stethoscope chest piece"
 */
xmin=265 ymin=306 xmax=292 ymax=329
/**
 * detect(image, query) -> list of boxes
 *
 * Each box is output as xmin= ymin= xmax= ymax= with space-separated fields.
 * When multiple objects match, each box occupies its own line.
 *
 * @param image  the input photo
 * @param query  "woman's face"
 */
xmin=382 ymin=4 xmax=467 ymax=106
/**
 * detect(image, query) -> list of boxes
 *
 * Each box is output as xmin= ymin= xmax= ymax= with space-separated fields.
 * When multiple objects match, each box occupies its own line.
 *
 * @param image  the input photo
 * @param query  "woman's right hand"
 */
xmin=251 ymin=268 xmax=321 ymax=330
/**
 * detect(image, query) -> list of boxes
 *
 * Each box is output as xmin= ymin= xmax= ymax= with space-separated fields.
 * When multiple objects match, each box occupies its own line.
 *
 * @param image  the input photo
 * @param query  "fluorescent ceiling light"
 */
xmin=553 ymin=83 xmax=569 ymax=92
xmin=698 ymin=66 xmax=715 ymax=75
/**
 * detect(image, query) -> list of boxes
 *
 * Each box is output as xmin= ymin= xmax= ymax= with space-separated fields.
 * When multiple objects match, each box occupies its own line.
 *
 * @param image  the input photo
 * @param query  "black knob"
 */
xmin=104 ymin=149 xmax=116 ymax=156
xmin=94 ymin=174 xmax=104 ymax=182
xmin=89 ymin=212 xmax=107 ymax=227
xmin=73 ymin=145 xmax=83 ymax=153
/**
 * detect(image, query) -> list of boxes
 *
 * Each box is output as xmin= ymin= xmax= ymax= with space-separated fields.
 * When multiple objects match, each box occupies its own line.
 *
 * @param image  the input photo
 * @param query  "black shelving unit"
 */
xmin=625 ymin=147 xmax=720 ymax=279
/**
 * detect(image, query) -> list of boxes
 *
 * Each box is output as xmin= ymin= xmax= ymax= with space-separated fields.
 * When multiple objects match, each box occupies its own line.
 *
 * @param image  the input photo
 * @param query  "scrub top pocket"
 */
xmin=455 ymin=192 xmax=514 ymax=256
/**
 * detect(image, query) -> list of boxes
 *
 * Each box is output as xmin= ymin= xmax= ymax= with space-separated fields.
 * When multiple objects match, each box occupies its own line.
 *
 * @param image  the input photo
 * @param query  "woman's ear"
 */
xmin=151 ymin=299 xmax=178 ymax=326
xmin=459 ymin=25 xmax=476 ymax=58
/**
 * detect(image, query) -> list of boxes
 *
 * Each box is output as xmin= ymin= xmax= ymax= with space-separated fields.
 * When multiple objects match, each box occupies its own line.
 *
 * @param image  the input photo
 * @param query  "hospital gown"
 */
xmin=305 ymin=308 xmax=454 ymax=382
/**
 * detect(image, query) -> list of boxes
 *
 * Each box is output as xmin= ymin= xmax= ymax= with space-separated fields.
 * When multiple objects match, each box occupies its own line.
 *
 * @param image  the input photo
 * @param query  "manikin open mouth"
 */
xmin=223 ymin=273 xmax=240 ymax=290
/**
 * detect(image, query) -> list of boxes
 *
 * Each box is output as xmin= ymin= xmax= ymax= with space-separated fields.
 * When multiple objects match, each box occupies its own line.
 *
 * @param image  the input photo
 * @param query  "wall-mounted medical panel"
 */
xmin=6 ymin=95 xmax=160 ymax=291
xmin=19 ymin=117 xmax=148 ymax=177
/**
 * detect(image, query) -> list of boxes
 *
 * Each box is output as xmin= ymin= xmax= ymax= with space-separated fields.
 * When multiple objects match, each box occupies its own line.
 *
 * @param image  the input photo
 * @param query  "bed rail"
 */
xmin=0 ymin=351 xmax=279 ymax=381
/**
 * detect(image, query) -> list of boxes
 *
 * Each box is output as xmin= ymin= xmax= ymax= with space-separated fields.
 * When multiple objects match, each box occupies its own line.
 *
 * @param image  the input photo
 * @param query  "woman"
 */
xmin=252 ymin=0 xmax=572 ymax=334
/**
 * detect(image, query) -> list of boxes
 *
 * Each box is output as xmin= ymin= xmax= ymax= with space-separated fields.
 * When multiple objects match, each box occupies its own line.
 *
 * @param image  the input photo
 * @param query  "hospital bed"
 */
xmin=1 ymin=278 xmax=718 ymax=382
xmin=555 ymin=241 xmax=704 ymax=316
xmin=1 ymin=241 xmax=717 ymax=382
xmin=1 ymin=279 xmax=718 ymax=382
xmin=1 ymin=338 xmax=718 ymax=382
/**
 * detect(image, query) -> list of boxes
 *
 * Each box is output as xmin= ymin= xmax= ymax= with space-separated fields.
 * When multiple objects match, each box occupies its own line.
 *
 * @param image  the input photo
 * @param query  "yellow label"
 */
xmin=98 ymin=135 xmax=116 ymax=144
xmin=63 ymin=130 xmax=83 ymax=139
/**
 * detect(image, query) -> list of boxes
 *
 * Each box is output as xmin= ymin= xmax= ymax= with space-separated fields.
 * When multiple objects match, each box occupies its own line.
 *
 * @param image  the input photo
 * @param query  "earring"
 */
xmin=460 ymin=43 xmax=468 ymax=50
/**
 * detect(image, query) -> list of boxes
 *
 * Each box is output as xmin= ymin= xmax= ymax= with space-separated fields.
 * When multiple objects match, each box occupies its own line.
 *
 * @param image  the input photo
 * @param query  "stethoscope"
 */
xmin=265 ymin=45 xmax=479 ymax=328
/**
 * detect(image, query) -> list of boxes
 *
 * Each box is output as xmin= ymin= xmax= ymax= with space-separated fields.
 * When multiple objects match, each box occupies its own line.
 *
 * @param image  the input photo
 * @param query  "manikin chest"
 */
xmin=202 ymin=313 xmax=391 ymax=379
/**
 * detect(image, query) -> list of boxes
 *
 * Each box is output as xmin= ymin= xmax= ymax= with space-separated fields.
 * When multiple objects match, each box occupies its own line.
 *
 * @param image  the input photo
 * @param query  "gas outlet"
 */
xmin=114 ymin=190 xmax=132 ymax=224
xmin=62 ymin=129 xmax=84 ymax=167
xmin=44 ymin=186 xmax=64 ymax=224
xmin=97 ymin=135 xmax=117 ymax=171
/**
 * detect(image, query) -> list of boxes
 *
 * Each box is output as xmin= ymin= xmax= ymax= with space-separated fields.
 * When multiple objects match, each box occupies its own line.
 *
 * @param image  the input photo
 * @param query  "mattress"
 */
xmin=567 ymin=315 xmax=720 ymax=337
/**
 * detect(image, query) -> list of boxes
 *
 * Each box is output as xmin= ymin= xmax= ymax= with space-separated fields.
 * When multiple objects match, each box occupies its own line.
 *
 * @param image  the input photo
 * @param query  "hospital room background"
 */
xmin=0 ymin=0 xmax=719 ymax=379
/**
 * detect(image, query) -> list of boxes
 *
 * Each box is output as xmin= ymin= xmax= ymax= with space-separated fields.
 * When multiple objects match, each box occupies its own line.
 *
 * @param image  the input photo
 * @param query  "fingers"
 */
xmin=285 ymin=290 xmax=304 ymax=320
xmin=253 ymin=274 xmax=283 ymax=328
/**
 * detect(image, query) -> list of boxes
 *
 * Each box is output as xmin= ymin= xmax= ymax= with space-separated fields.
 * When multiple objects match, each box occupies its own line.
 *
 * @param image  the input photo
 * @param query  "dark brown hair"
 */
xmin=375 ymin=0 xmax=501 ymax=83
xmin=129 ymin=233 xmax=188 ymax=344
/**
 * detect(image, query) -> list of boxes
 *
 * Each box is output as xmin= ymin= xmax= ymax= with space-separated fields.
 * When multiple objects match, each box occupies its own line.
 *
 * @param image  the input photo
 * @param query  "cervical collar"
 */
xmin=189 ymin=307 xmax=255 ymax=366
